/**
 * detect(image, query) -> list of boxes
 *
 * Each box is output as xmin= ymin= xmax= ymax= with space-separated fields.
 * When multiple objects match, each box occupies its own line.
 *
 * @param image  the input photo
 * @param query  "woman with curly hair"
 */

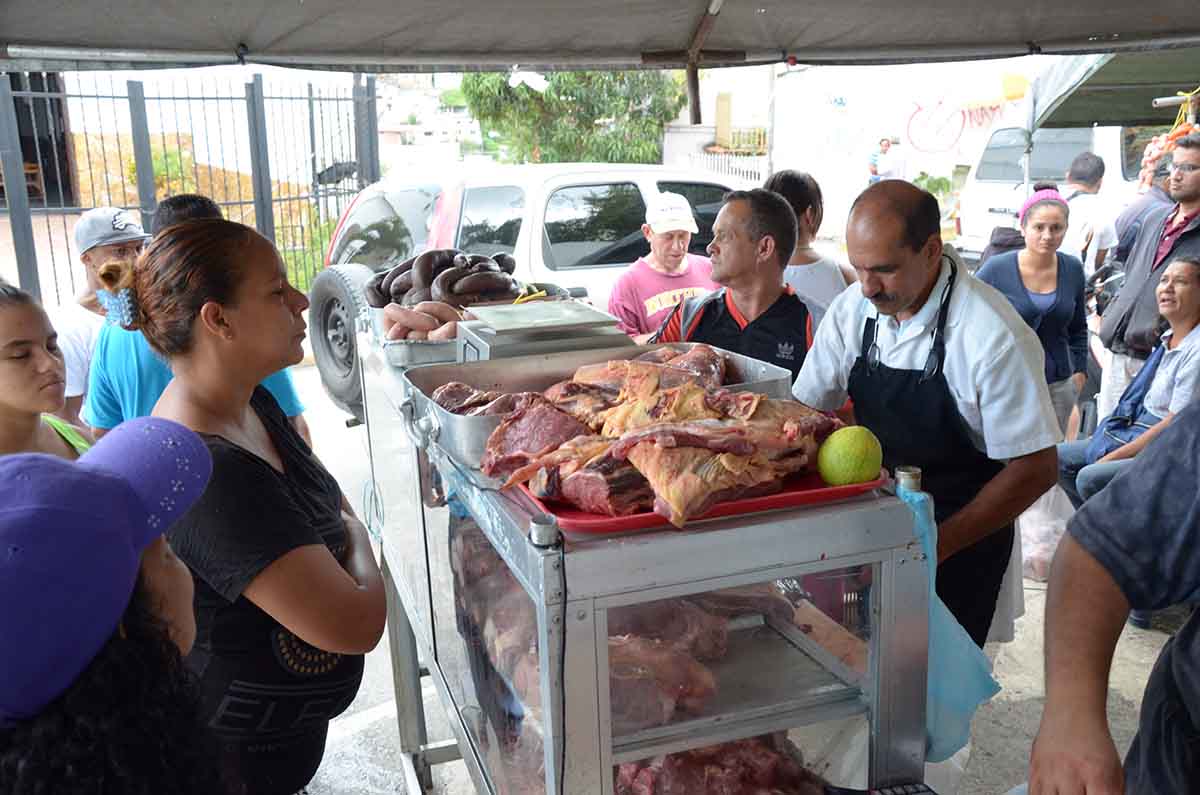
xmin=101 ymin=218 xmax=386 ymax=794
xmin=0 ymin=416 xmax=225 ymax=794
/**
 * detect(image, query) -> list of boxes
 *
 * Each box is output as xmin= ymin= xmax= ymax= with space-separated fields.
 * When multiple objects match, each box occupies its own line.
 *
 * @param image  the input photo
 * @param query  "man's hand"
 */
xmin=1030 ymin=709 xmax=1124 ymax=795
xmin=1072 ymin=372 xmax=1087 ymax=393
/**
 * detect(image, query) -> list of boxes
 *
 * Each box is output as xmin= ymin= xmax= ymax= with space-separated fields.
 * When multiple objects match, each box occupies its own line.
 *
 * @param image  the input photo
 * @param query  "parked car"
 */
xmin=309 ymin=163 xmax=737 ymax=418
xmin=955 ymin=125 xmax=1166 ymax=266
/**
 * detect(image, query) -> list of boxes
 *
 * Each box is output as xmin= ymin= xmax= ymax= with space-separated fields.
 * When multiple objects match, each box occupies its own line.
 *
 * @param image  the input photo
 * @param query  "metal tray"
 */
xmin=369 ymin=308 xmax=459 ymax=368
xmin=400 ymin=343 xmax=792 ymax=472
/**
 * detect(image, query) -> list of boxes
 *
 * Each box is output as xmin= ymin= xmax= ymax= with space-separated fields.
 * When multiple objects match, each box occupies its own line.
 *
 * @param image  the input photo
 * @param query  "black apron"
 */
xmin=847 ymin=262 xmax=1013 ymax=647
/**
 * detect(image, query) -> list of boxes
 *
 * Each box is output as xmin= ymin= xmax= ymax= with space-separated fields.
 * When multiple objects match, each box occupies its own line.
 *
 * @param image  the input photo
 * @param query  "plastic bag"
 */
xmin=1018 ymin=486 xmax=1074 ymax=582
xmin=897 ymin=486 xmax=1001 ymax=763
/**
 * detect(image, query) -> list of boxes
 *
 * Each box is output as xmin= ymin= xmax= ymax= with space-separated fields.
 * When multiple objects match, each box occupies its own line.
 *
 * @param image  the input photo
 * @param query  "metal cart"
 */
xmin=357 ymin=312 xmax=929 ymax=795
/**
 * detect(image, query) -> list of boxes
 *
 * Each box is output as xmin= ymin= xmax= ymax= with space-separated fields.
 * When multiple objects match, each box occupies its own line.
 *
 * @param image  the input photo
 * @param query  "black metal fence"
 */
xmin=0 ymin=70 xmax=380 ymax=305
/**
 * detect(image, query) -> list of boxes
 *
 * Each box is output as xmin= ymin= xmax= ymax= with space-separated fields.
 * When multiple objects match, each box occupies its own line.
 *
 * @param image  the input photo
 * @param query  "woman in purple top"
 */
xmin=977 ymin=187 xmax=1088 ymax=434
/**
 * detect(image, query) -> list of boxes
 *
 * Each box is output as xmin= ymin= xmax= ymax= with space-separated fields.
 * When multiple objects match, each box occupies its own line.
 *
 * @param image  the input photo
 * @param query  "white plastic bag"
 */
xmin=1018 ymin=486 xmax=1074 ymax=581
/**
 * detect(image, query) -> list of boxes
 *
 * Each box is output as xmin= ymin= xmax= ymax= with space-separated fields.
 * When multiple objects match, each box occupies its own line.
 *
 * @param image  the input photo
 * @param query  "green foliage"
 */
xmin=460 ymin=71 xmax=687 ymax=164
xmin=913 ymin=171 xmax=954 ymax=199
xmin=125 ymin=145 xmax=197 ymax=197
xmin=281 ymin=213 xmax=338 ymax=294
xmin=439 ymin=88 xmax=468 ymax=109
xmin=406 ymin=112 xmax=420 ymax=125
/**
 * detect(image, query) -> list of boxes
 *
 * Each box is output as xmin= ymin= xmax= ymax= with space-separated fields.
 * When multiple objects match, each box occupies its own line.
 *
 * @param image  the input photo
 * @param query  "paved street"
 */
xmin=291 ymin=362 xmax=1164 ymax=795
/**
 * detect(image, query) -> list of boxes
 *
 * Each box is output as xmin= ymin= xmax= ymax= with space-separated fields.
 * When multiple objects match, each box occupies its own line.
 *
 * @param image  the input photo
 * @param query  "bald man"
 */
xmin=794 ymin=180 xmax=1060 ymax=646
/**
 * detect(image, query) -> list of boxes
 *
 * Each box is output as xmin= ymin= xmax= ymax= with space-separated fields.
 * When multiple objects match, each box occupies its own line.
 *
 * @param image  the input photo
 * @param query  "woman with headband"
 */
xmin=977 ymin=187 xmax=1088 ymax=434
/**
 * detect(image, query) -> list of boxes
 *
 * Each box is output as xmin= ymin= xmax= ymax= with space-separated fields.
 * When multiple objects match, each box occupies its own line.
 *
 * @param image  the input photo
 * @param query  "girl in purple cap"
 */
xmin=0 ymin=417 xmax=229 ymax=794
xmin=0 ymin=282 xmax=93 ymax=459
xmin=977 ymin=186 xmax=1088 ymax=434
xmin=103 ymin=219 xmax=386 ymax=795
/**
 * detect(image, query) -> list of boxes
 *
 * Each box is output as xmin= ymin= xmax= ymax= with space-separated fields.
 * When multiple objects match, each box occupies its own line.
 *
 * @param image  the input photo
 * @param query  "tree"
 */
xmin=460 ymin=71 xmax=686 ymax=164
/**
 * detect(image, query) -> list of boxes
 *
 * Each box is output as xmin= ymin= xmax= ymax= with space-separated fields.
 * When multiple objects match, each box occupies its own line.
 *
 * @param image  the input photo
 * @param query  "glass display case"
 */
xmin=361 ymin=334 xmax=930 ymax=794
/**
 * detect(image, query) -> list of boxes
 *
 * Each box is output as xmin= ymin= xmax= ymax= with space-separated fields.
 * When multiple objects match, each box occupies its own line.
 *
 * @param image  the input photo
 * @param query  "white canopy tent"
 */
xmin=4 ymin=1 xmax=1200 ymax=73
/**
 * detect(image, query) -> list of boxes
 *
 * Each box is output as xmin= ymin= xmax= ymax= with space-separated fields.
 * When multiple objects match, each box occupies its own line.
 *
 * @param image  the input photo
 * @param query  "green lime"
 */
xmin=817 ymin=426 xmax=883 ymax=486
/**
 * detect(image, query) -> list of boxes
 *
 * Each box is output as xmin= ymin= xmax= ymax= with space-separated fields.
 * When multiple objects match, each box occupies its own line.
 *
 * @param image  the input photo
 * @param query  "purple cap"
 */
xmin=0 ymin=417 xmax=211 ymax=724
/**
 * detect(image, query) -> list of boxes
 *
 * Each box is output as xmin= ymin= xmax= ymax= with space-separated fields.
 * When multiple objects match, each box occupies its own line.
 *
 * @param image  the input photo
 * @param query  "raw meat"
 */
xmin=664 ymin=344 xmax=726 ymax=389
xmin=572 ymin=359 xmax=635 ymax=391
xmin=431 ymin=381 xmax=505 ymax=414
xmin=608 ymin=635 xmax=716 ymax=733
xmin=610 ymin=420 xmax=758 ymax=460
xmin=635 ymin=346 xmax=685 ymax=364
xmin=502 ymin=435 xmax=614 ymax=491
xmin=608 ymin=599 xmax=729 ymax=661
xmin=466 ymin=392 xmax=545 ymax=416
xmin=602 ymin=379 xmax=726 ymax=437
xmin=541 ymin=379 xmax=622 ymax=429
xmin=559 ymin=452 xmax=656 ymax=516
xmin=481 ymin=402 xmax=590 ymax=478
xmin=625 ymin=445 xmax=794 ymax=527
xmin=615 ymin=736 xmax=827 ymax=795
xmin=689 ymin=584 xmax=796 ymax=627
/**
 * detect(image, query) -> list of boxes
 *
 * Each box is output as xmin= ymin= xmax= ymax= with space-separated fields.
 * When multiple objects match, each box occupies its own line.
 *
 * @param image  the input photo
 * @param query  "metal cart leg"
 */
xmin=383 ymin=554 xmax=435 ymax=792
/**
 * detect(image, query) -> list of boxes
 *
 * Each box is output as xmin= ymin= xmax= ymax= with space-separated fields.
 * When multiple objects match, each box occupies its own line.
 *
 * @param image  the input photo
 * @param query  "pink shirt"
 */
xmin=607 ymin=254 xmax=716 ymax=335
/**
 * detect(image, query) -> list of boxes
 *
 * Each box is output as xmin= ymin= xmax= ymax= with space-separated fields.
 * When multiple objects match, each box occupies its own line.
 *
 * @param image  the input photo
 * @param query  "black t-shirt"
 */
xmin=655 ymin=288 xmax=812 ymax=381
xmin=1069 ymin=400 xmax=1200 ymax=792
xmin=167 ymin=388 xmax=364 ymax=795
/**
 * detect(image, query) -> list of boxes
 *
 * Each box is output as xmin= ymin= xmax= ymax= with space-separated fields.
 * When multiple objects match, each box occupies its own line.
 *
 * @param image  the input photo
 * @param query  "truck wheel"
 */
xmin=310 ymin=264 xmax=374 ymax=421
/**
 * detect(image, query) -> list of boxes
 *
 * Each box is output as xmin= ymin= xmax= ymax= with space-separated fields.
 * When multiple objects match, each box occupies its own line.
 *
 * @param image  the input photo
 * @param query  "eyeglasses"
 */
xmin=1171 ymin=163 xmax=1200 ymax=175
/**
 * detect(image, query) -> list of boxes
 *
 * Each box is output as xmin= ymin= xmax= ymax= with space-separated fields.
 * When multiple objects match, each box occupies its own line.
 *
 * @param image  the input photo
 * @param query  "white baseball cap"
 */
xmin=75 ymin=207 xmax=149 ymax=256
xmin=645 ymin=192 xmax=699 ymax=235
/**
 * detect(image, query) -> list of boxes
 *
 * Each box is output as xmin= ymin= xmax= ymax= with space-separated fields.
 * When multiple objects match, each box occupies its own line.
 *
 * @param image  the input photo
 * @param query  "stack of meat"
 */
xmin=615 ymin=735 xmax=828 ymax=795
xmin=431 ymin=345 xmax=840 ymax=527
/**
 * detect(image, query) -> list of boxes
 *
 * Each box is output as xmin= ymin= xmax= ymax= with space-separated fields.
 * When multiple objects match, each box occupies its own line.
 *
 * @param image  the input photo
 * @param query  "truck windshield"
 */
xmin=975 ymin=127 xmax=1093 ymax=182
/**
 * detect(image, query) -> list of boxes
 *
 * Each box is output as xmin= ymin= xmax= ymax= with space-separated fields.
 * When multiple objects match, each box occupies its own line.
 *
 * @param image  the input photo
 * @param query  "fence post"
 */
xmin=353 ymin=75 xmax=381 ymax=187
xmin=245 ymin=74 xmax=275 ymax=241
xmin=127 ymin=81 xmax=159 ymax=233
xmin=365 ymin=75 xmax=381 ymax=184
xmin=0 ymin=75 xmax=41 ymax=299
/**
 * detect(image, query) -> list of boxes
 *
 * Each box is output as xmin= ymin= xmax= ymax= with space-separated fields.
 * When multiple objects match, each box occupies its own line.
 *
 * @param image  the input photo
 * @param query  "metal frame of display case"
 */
xmin=358 ymin=328 xmax=930 ymax=794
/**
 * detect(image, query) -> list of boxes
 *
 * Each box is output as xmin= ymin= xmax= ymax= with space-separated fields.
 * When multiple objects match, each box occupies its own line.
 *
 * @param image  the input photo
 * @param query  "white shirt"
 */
xmin=1143 ymin=324 xmax=1200 ymax=419
xmin=793 ymin=258 xmax=1062 ymax=460
xmin=51 ymin=301 xmax=105 ymax=399
xmin=784 ymin=257 xmax=849 ymax=329
xmin=1060 ymin=192 xmax=1118 ymax=279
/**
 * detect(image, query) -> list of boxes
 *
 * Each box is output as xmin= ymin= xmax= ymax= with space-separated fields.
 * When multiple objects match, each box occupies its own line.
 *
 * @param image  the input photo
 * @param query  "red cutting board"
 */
xmin=518 ymin=469 xmax=889 ymax=535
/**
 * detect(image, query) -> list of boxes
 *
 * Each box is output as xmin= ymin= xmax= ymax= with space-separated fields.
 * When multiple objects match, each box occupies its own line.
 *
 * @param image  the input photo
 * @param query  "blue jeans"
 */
xmin=1057 ymin=440 xmax=1133 ymax=509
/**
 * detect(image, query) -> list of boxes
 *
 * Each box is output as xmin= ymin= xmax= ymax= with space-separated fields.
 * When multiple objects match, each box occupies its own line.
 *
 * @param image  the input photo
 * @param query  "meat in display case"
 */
xmin=360 ymin=338 xmax=931 ymax=794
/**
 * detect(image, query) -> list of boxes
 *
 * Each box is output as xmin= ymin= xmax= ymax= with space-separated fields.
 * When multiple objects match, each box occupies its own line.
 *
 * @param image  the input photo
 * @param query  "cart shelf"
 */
xmin=611 ymin=617 xmax=869 ymax=764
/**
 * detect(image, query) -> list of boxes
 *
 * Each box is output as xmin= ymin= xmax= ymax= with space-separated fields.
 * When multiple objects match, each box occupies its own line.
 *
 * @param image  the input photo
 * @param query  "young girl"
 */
xmin=107 ymin=219 xmax=386 ymax=795
xmin=0 ymin=283 xmax=92 ymax=458
xmin=0 ymin=417 xmax=226 ymax=795
xmin=764 ymin=169 xmax=854 ymax=326
xmin=977 ymin=188 xmax=1088 ymax=434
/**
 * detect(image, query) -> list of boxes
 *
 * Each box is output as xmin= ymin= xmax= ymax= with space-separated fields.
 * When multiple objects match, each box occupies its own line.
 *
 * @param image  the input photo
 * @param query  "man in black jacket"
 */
xmin=1113 ymin=158 xmax=1174 ymax=263
xmin=1098 ymin=134 xmax=1200 ymax=418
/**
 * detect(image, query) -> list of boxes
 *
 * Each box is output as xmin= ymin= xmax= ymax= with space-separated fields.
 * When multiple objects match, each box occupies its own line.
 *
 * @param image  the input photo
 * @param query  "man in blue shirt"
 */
xmin=1030 ymin=401 xmax=1200 ymax=793
xmin=83 ymin=194 xmax=311 ymax=444
xmin=83 ymin=323 xmax=308 ymax=441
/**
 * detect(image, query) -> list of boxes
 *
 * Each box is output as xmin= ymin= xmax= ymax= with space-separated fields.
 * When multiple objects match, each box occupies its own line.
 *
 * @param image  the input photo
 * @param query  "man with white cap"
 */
xmin=608 ymin=191 xmax=716 ymax=341
xmin=52 ymin=207 xmax=150 ymax=425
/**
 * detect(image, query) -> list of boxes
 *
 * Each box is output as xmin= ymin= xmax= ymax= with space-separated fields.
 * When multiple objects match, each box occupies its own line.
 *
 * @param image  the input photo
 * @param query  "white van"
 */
xmin=955 ymin=125 xmax=1166 ymax=265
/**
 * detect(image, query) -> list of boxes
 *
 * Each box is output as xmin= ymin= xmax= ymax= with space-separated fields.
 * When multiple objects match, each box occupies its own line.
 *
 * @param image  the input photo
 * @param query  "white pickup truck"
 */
xmin=309 ymin=163 xmax=739 ymax=418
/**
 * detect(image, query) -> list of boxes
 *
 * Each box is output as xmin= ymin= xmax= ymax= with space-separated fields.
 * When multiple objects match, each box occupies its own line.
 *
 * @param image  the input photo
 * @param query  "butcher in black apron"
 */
xmin=794 ymin=181 xmax=1061 ymax=647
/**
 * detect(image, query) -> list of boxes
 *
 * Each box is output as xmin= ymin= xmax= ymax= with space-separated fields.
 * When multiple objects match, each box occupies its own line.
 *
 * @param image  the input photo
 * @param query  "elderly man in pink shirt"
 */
xmin=608 ymin=191 xmax=717 ymax=341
